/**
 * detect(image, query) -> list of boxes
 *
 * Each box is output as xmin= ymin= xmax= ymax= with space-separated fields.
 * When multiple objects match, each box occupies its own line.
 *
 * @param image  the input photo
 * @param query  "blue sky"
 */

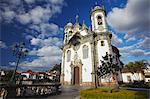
xmin=0 ymin=0 xmax=149 ymax=71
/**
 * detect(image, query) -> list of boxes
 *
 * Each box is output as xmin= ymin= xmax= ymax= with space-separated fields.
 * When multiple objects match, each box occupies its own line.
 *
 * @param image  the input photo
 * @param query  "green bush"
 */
xmin=80 ymin=88 xmax=148 ymax=99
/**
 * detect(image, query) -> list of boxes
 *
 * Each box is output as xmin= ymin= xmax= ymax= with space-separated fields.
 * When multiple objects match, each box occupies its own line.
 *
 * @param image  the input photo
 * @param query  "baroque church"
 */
xmin=61 ymin=5 xmax=123 ymax=86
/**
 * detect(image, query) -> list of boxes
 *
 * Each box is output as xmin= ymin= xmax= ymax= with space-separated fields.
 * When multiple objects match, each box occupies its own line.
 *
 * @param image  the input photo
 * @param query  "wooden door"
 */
xmin=74 ymin=67 xmax=79 ymax=85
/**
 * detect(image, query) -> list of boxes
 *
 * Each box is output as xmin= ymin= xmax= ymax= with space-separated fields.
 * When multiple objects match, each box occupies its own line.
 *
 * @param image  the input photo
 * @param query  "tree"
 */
xmin=97 ymin=52 xmax=123 ymax=90
xmin=1 ymin=70 xmax=13 ymax=82
xmin=125 ymin=60 xmax=149 ymax=73
xmin=49 ymin=64 xmax=61 ymax=72
xmin=27 ymin=69 xmax=33 ymax=73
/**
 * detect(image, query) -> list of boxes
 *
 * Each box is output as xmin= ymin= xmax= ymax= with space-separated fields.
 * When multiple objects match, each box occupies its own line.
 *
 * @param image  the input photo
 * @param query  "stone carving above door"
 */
xmin=70 ymin=59 xmax=82 ymax=67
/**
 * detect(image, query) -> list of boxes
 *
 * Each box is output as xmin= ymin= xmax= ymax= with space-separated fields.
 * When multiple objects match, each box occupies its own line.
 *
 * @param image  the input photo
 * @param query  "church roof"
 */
xmin=91 ymin=5 xmax=104 ymax=12
xmin=66 ymin=22 xmax=73 ymax=26
xmin=112 ymin=45 xmax=121 ymax=57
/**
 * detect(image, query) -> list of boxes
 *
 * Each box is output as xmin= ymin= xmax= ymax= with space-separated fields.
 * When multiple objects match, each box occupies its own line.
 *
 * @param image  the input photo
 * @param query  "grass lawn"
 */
xmin=80 ymin=88 xmax=148 ymax=99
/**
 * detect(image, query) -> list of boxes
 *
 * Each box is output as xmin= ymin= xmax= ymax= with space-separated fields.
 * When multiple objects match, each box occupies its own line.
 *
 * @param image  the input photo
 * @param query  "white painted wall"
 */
xmin=145 ymin=78 xmax=150 ymax=82
xmin=21 ymin=73 xmax=30 ymax=78
xmin=63 ymin=42 xmax=93 ymax=83
xmin=122 ymin=72 xmax=144 ymax=83
xmin=64 ymin=48 xmax=74 ymax=82
xmin=97 ymin=40 xmax=110 ymax=65
xmin=80 ymin=42 xmax=92 ymax=82
xmin=91 ymin=12 xmax=107 ymax=33
xmin=97 ymin=40 xmax=111 ymax=83
xmin=80 ymin=30 xmax=88 ymax=36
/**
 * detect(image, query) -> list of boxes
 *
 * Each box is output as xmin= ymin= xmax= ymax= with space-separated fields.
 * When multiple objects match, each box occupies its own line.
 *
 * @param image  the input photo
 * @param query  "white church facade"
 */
xmin=61 ymin=5 xmax=123 ymax=86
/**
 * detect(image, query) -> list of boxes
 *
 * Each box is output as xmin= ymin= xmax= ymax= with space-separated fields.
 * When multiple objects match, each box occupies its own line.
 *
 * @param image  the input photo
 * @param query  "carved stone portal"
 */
xmin=70 ymin=59 xmax=82 ymax=85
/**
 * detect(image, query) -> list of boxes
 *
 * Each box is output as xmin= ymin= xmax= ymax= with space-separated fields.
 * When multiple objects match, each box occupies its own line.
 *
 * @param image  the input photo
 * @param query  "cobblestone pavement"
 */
xmin=46 ymin=85 xmax=92 ymax=99
xmin=45 ymin=86 xmax=150 ymax=99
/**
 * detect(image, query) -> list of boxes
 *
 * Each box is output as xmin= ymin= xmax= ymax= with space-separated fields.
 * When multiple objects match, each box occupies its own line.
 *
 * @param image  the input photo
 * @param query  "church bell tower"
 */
xmin=91 ymin=5 xmax=108 ymax=33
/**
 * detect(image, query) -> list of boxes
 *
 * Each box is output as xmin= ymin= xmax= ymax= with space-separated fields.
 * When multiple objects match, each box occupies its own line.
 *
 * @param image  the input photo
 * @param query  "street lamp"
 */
xmin=93 ymin=32 xmax=98 ymax=88
xmin=10 ymin=42 xmax=28 ymax=84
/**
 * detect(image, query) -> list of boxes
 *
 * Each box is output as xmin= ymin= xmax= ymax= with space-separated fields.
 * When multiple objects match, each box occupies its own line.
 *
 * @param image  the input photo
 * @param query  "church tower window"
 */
xmin=97 ymin=15 xmax=102 ymax=25
xmin=82 ymin=45 xmax=89 ymax=59
xmin=101 ymin=41 xmax=105 ymax=46
xmin=67 ymin=50 xmax=71 ymax=62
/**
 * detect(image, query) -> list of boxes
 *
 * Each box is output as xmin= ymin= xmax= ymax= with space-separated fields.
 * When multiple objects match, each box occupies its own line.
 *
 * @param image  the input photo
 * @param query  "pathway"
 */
xmin=46 ymin=85 xmax=92 ymax=99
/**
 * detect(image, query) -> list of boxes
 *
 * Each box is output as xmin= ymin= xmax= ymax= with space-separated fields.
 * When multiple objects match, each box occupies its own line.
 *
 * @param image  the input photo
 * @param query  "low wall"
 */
xmin=0 ymin=83 xmax=61 ymax=98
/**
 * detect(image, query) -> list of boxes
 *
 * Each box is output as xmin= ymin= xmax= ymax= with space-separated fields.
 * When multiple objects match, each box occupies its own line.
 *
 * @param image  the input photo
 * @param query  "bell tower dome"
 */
xmin=64 ymin=22 xmax=73 ymax=44
xmin=91 ymin=5 xmax=108 ymax=33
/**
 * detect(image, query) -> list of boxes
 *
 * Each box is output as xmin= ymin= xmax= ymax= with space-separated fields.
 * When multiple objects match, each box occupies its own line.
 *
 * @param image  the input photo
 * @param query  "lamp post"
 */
xmin=93 ymin=32 xmax=98 ymax=88
xmin=10 ymin=42 xmax=28 ymax=84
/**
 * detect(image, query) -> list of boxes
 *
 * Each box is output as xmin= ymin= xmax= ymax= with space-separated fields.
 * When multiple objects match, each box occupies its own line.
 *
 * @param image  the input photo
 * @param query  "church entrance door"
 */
xmin=74 ymin=67 xmax=79 ymax=85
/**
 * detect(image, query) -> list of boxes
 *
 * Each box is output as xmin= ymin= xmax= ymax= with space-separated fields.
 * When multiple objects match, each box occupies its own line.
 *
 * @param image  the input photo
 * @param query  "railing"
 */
xmin=0 ymin=82 xmax=61 ymax=98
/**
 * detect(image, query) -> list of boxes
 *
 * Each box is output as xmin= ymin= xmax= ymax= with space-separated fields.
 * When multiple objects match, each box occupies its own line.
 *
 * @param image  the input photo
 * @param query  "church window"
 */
xmin=97 ymin=15 xmax=102 ymax=25
xmin=67 ymin=50 xmax=71 ymax=62
xmin=101 ymin=41 xmax=105 ymax=46
xmin=82 ymin=45 xmax=89 ymax=59
xmin=69 ymin=31 xmax=72 ymax=33
xmin=97 ymin=16 xmax=102 ymax=19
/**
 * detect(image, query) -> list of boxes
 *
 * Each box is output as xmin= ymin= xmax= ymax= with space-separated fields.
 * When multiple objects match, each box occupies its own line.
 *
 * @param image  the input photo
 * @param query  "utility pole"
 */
xmin=10 ymin=42 xmax=28 ymax=84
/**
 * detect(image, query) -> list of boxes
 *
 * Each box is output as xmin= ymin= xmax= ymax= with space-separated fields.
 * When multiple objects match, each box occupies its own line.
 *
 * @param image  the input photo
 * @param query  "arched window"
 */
xmin=101 ymin=41 xmax=105 ymax=46
xmin=82 ymin=45 xmax=89 ymax=59
xmin=67 ymin=50 xmax=71 ymax=62
xmin=97 ymin=15 xmax=102 ymax=25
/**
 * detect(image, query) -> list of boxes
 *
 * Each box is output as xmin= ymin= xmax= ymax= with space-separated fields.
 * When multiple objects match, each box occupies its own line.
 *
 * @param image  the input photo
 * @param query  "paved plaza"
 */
xmin=46 ymin=85 xmax=92 ymax=99
xmin=46 ymin=86 xmax=150 ymax=99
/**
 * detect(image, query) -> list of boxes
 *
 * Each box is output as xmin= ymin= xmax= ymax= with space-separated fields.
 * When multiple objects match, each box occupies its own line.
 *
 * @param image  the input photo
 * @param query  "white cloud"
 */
xmin=0 ymin=0 xmax=65 ymax=24
xmin=130 ymin=49 xmax=146 ymax=57
xmin=31 ymin=38 xmax=41 ymax=45
xmin=43 ymin=37 xmax=62 ymax=46
xmin=119 ymin=45 xmax=149 ymax=57
xmin=107 ymin=0 xmax=150 ymax=63
xmin=31 ymin=37 xmax=62 ymax=47
xmin=22 ymin=46 xmax=62 ymax=67
xmin=138 ymin=37 xmax=150 ymax=49
xmin=24 ymin=0 xmax=35 ymax=4
xmin=25 ymin=35 xmax=33 ymax=40
xmin=26 ymin=30 xmax=63 ymax=68
xmin=18 ymin=13 xmax=31 ymax=24
xmin=40 ymin=23 xmax=59 ymax=34
xmin=107 ymin=0 xmax=150 ymax=40
xmin=0 ymin=41 xmax=7 ymax=48
xmin=0 ymin=0 xmax=65 ymax=71
xmin=111 ymin=32 xmax=123 ymax=46
xmin=126 ymin=37 xmax=136 ymax=42
xmin=9 ymin=62 xmax=16 ymax=66
xmin=48 ymin=0 xmax=64 ymax=5
xmin=24 ymin=34 xmax=63 ymax=68
xmin=9 ymin=0 xmax=22 ymax=6
xmin=37 ymin=46 xmax=61 ymax=57
xmin=30 ymin=6 xmax=51 ymax=24
xmin=29 ymin=23 xmax=62 ymax=37
xmin=2 ymin=9 xmax=16 ymax=23
xmin=17 ymin=6 xmax=51 ymax=24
